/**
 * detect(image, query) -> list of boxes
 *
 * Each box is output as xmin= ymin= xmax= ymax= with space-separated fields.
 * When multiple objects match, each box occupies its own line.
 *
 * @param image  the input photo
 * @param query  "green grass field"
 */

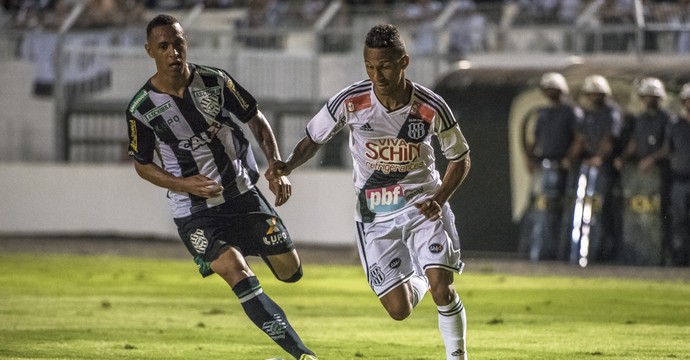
xmin=1 ymin=253 xmax=689 ymax=360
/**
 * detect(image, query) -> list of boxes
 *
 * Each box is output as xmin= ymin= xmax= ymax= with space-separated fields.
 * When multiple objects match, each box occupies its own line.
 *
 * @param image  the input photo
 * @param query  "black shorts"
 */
xmin=174 ymin=187 xmax=294 ymax=275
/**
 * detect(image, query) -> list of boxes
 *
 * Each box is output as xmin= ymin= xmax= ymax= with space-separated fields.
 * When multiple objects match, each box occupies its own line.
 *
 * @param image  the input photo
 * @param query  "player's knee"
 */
xmin=278 ymin=265 xmax=303 ymax=283
xmin=385 ymin=304 xmax=413 ymax=321
xmin=429 ymin=285 xmax=455 ymax=306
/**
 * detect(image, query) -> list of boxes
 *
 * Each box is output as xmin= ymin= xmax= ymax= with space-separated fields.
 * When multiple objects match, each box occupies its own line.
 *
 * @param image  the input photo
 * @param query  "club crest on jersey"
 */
xmin=190 ymin=229 xmax=208 ymax=254
xmin=193 ymin=87 xmax=221 ymax=117
xmin=407 ymin=121 xmax=426 ymax=140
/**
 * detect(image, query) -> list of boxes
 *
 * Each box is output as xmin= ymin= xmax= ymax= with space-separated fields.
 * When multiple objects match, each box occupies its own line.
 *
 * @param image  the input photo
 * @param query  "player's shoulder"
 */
xmin=194 ymin=63 xmax=226 ymax=79
xmin=127 ymin=84 xmax=151 ymax=115
xmin=328 ymin=80 xmax=372 ymax=110
xmin=411 ymin=81 xmax=449 ymax=110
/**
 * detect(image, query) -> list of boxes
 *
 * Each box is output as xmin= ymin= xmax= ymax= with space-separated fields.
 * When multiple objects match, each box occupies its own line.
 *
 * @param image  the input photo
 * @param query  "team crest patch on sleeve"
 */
xmin=346 ymin=93 xmax=372 ymax=112
xmin=410 ymin=101 xmax=435 ymax=123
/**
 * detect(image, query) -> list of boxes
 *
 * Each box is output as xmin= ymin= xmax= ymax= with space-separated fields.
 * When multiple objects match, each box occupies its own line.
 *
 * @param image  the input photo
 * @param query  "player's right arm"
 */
xmin=133 ymin=161 xmax=223 ymax=199
xmin=126 ymin=110 xmax=222 ymax=198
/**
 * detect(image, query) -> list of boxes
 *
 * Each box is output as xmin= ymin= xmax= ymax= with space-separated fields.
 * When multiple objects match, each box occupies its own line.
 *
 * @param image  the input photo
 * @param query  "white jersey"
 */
xmin=307 ymin=79 xmax=470 ymax=223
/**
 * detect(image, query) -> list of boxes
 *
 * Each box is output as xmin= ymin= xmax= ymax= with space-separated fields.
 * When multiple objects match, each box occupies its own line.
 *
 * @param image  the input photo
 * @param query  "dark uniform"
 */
xmin=126 ymin=63 xmax=294 ymax=276
xmin=618 ymin=108 xmax=670 ymax=265
xmin=666 ymin=115 xmax=690 ymax=266
xmin=521 ymin=102 xmax=582 ymax=261
xmin=568 ymin=101 xmax=623 ymax=265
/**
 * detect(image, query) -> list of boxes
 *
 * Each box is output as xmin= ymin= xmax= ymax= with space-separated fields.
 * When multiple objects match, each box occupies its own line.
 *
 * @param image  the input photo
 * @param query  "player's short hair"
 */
xmin=364 ymin=24 xmax=406 ymax=56
xmin=146 ymin=14 xmax=180 ymax=39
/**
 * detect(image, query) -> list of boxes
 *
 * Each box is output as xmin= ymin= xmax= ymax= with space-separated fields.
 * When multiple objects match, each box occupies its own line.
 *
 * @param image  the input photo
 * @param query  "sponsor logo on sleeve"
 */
xmin=389 ymin=258 xmax=402 ymax=269
xmin=128 ymin=119 xmax=138 ymax=153
xmin=226 ymin=79 xmax=249 ymax=110
xmin=128 ymin=89 xmax=149 ymax=113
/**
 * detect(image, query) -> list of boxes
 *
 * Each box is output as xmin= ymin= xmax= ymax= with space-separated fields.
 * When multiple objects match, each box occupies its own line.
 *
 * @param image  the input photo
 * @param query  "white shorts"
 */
xmin=355 ymin=204 xmax=464 ymax=298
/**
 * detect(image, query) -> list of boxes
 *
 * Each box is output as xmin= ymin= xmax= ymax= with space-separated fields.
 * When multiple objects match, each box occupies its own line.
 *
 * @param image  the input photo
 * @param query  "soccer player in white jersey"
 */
xmin=268 ymin=24 xmax=471 ymax=360
xmin=126 ymin=14 xmax=317 ymax=360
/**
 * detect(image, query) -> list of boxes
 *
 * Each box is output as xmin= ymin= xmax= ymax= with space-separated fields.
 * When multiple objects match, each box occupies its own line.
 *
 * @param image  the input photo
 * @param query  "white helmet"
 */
xmin=680 ymin=83 xmax=690 ymax=100
xmin=581 ymin=75 xmax=612 ymax=96
xmin=540 ymin=72 xmax=569 ymax=95
xmin=637 ymin=77 xmax=666 ymax=98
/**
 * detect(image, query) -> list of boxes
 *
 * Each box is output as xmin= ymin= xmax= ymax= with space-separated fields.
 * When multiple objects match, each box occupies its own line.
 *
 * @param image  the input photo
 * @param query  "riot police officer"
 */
xmin=567 ymin=75 xmax=623 ymax=267
xmin=616 ymin=77 xmax=670 ymax=266
xmin=521 ymin=72 xmax=583 ymax=261
xmin=663 ymin=83 xmax=690 ymax=266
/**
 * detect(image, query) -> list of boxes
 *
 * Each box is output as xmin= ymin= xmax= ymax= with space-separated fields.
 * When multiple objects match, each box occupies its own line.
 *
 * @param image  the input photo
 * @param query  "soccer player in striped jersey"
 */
xmin=268 ymin=24 xmax=471 ymax=360
xmin=125 ymin=14 xmax=317 ymax=360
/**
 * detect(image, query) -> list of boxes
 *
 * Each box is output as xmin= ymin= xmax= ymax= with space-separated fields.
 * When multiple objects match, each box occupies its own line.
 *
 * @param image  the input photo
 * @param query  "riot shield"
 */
xmin=620 ymin=163 xmax=664 ymax=265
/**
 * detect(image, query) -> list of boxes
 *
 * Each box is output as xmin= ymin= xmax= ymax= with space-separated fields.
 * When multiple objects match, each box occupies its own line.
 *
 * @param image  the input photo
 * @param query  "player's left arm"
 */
xmin=246 ymin=111 xmax=291 ymax=206
xmin=417 ymin=108 xmax=471 ymax=221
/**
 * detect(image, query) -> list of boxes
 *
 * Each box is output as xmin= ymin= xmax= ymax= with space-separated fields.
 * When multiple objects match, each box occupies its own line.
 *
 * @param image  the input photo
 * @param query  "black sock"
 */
xmin=232 ymin=276 xmax=314 ymax=359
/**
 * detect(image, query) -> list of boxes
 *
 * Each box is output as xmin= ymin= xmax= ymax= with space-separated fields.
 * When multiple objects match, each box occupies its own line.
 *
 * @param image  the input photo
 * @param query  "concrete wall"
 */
xmin=0 ymin=163 xmax=355 ymax=246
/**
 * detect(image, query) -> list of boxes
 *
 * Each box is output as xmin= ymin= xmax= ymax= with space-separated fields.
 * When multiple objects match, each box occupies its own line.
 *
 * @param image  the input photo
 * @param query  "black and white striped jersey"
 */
xmin=306 ymin=79 xmax=470 ymax=223
xmin=126 ymin=63 xmax=261 ymax=218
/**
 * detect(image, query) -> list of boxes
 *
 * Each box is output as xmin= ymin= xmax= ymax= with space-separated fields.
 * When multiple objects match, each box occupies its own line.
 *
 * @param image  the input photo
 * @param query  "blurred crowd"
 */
xmin=520 ymin=72 xmax=690 ymax=268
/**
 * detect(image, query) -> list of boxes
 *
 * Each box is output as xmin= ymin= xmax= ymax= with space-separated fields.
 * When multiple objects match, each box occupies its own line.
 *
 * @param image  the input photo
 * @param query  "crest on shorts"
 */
xmin=190 ymin=229 xmax=208 ymax=254
xmin=368 ymin=264 xmax=385 ymax=286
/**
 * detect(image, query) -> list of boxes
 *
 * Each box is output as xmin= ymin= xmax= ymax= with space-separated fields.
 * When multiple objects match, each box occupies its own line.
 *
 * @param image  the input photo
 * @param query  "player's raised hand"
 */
xmin=415 ymin=199 xmax=443 ymax=221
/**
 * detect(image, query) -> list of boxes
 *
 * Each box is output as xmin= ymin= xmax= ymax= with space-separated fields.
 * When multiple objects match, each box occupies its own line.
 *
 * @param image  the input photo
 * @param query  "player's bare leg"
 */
xmin=378 ymin=273 xmax=429 ymax=321
xmin=263 ymin=249 xmax=303 ymax=283
xmin=212 ymin=247 xmax=316 ymax=360
xmin=427 ymin=268 xmax=467 ymax=360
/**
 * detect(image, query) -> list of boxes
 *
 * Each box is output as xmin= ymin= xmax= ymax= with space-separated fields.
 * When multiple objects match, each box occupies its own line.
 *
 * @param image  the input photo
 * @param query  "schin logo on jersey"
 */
xmin=190 ymin=229 xmax=208 ymax=254
xmin=192 ymin=86 xmax=221 ymax=117
xmin=364 ymin=138 xmax=423 ymax=174
xmin=365 ymin=138 xmax=420 ymax=163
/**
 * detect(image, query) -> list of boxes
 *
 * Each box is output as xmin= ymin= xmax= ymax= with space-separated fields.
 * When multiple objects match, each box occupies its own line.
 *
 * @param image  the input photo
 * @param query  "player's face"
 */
xmin=364 ymin=47 xmax=408 ymax=97
xmin=146 ymin=23 xmax=188 ymax=78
